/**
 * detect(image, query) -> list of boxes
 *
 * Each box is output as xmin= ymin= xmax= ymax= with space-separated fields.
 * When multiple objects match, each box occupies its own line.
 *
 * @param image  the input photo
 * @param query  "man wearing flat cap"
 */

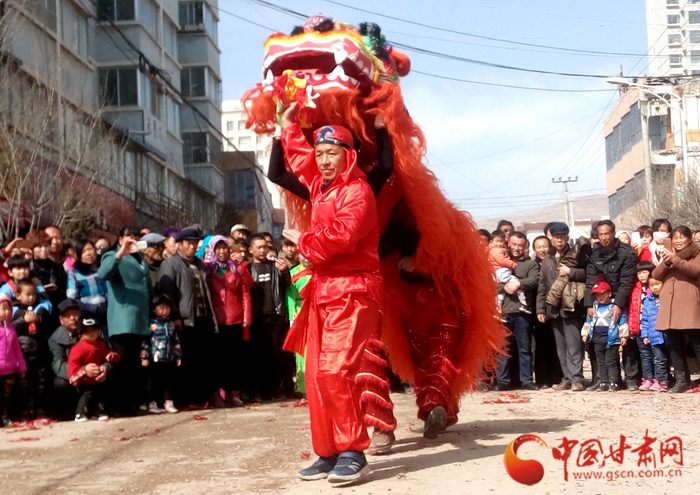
xmin=536 ymin=222 xmax=589 ymax=392
xmin=141 ymin=233 xmax=166 ymax=291
xmin=158 ymin=228 xmax=220 ymax=407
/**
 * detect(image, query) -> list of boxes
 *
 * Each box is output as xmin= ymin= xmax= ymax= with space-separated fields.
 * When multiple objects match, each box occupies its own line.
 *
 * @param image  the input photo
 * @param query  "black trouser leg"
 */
xmin=606 ymin=346 xmax=621 ymax=385
xmin=666 ymin=330 xmax=688 ymax=383
xmin=622 ymin=337 xmax=641 ymax=386
xmin=109 ymin=334 xmax=148 ymax=413
xmin=271 ymin=317 xmax=295 ymax=396
xmin=251 ymin=318 xmax=276 ymax=397
xmin=76 ymin=384 xmax=94 ymax=416
xmin=148 ymin=362 xmax=175 ymax=406
xmin=593 ymin=339 xmax=608 ymax=383
xmin=0 ymin=375 xmax=14 ymax=420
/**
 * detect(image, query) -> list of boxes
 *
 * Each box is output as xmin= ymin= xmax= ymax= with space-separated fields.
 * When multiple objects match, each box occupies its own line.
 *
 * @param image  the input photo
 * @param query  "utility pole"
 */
xmin=552 ymin=177 xmax=578 ymax=227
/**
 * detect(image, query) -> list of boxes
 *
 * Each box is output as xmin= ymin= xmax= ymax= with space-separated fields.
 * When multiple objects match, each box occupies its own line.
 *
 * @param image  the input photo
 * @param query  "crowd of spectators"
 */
xmin=0 ymin=223 xmax=299 ymax=425
xmin=487 ymin=217 xmax=700 ymax=395
xmin=2 ymin=215 xmax=698 ymax=426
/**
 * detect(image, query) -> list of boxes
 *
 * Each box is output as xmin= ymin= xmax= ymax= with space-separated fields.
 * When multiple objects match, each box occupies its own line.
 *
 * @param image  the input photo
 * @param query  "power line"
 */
xmin=322 ymin=0 xmax=654 ymax=58
xmin=411 ymin=70 xmax=613 ymax=93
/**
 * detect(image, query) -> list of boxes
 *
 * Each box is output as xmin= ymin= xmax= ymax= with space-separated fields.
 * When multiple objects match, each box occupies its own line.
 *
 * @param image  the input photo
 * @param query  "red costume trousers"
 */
xmin=306 ymin=293 xmax=380 ymax=457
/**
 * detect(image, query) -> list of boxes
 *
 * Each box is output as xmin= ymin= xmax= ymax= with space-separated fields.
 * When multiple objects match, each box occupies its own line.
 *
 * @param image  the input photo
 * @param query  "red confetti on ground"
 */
xmin=10 ymin=437 xmax=40 ymax=442
xmin=300 ymin=451 xmax=311 ymax=459
xmin=687 ymin=385 xmax=700 ymax=393
xmin=296 ymin=425 xmax=311 ymax=430
xmin=5 ymin=418 xmax=57 ymax=433
xmin=498 ymin=392 xmax=521 ymax=399
xmin=279 ymin=403 xmax=290 ymax=408
xmin=482 ymin=398 xmax=531 ymax=404
xmin=69 ymin=438 xmax=79 ymax=442
xmin=507 ymin=408 xmax=515 ymax=412
xmin=134 ymin=459 xmax=144 ymax=463
xmin=111 ymin=429 xmax=161 ymax=442
xmin=117 ymin=428 xmax=125 ymax=432
xmin=293 ymin=399 xmax=309 ymax=408
xmin=193 ymin=415 xmax=208 ymax=421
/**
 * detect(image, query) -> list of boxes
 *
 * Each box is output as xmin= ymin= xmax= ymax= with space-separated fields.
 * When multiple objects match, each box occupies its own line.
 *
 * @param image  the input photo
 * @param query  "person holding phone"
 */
xmin=98 ymin=227 xmax=153 ymax=415
xmin=651 ymin=225 xmax=700 ymax=393
xmin=66 ymin=240 xmax=108 ymax=330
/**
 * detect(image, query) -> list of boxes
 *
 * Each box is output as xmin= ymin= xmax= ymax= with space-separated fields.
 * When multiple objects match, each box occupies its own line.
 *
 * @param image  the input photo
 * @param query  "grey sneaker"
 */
xmin=368 ymin=428 xmax=395 ymax=455
xmin=327 ymin=451 xmax=369 ymax=483
xmin=299 ymin=455 xmax=338 ymax=481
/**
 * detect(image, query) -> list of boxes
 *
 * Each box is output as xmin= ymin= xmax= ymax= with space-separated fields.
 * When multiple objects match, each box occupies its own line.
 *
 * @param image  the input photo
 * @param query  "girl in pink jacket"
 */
xmin=0 ymin=293 xmax=26 ymax=426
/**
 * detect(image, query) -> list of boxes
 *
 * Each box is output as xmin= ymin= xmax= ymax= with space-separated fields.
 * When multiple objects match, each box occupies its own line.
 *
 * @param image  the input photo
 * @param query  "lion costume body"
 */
xmin=242 ymin=17 xmax=506 ymax=437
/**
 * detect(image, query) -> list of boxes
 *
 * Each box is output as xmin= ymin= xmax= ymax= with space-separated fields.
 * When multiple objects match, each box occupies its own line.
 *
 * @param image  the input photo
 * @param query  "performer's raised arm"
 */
xmin=280 ymin=103 xmax=318 ymax=188
xmin=267 ymin=138 xmax=311 ymax=201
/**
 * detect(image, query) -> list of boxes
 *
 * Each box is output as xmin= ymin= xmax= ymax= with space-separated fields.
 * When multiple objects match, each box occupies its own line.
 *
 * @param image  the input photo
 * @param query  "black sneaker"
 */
xmin=423 ymin=406 xmax=447 ymax=440
xmin=327 ymin=451 xmax=369 ymax=483
xmin=596 ymin=382 xmax=609 ymax=392
xmin=521 ymin=382 xmax=539 ymax=391
xmin=626 ymin=382 xmax=639 ymax=392
xmin=586 ymin=380 xmax=600 ymax=391
xmin=669 ymin=380 xmax=689 ymax=394
xmin=1 ymin=416 xmax=12 ymax=427
xmin=495 ymin=383 xmax=510 ymax=392
xmin=74 ymin=414 xmax=88 ymax=423
xmin=608 ymin=382 xmax=619 ymax=392
xmin=298 ymin=455 xmax=338 ymax=481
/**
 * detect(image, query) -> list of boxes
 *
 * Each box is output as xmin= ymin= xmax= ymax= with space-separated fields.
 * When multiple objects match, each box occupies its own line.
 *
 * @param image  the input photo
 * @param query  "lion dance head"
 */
xmin=242 ymin=17 xmax=504 ymax=391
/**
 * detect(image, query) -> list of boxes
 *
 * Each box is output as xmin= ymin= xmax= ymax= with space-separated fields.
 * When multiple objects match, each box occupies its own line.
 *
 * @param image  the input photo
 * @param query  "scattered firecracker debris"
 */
xmin=498 ymin=392 xmax=521 ymax=399
xmin=69 ymin=438 xmax=79 ymax=442
xmin=279 ymin=403 xmax=290 ymax=408
xmin=5 ymin=418 xmax=56 ymax=433
xmin=134 ymin=460 xmax=144 ymax=463
xmin=482 ymin=398 xmax=531 ymax=404
xmin=245 ymin=403 xmax=260 ymax=410
xmin=293 ymin=399 xmax=309 ymax=407
xmin=296 ymin=425 xmax=311 ymax=430
xmin=10 ymin=437 xmax=40 ymax=442
xmin=300 ymin=451 xmax=311 ymax=459
xmin=111 ymin=428 xmax=161 ymax=442
xmin=193 ymin=415 xmax=208 ymax=421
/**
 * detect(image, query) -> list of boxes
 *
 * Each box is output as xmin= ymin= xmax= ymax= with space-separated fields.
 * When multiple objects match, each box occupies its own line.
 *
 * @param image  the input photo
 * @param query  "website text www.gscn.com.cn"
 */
xmin=570 ymin=467 xmax=683 ymax=482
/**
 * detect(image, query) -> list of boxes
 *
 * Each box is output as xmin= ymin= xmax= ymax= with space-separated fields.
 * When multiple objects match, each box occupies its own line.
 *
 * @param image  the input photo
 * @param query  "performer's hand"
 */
xmin=283 ymin=229 xmax=301 ymax=245
xmin=537 ymin=314 xmax=546 ymax=323
xmin=374 ymin=112 xmax=386 ymax=129
xmin=281 ymin=102 xmax=299 ymax=129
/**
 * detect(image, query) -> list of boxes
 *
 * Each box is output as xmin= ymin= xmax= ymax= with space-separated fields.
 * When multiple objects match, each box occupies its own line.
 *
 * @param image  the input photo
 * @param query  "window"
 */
xmin=97 ymin=0 xmax=135 ymax=21
xmin=208 ymin=73 xmax=221 ymax=106
xmin=256 ymin=150 xmax=264 ymax=160
xmin=691 ymin=31 xmax=700 ymax=43
xmin=61 ymin=1 xmax=89 ymax=58
xmin=140 ymin=0 xmax=158 ymax=38
xmin=179 ymin=1 xmax=203 ymax=26
xmin=667 ymin=0 xmax=679 ymax=5
xmin=670 ymin=54 xmax=682 ymax=65
xmin=182 ymin=132 xmax=209 ymax=163
xmin=226 ymin=121 xmax=233 ymax=131
xmin=692 ymin=50 xmax=700 ymax=63
xmin=181 ymin=67 xmax=206 ymax=97
xmin=239 ymin=136 xmax=251 ymax=146
xmin=166 ymin=97 xmax=180 ymax=134
xmin=179 ymin=1 xmax=217 ymax=41
xmin=227 ymin=169 xmax=256 ymax=209
xmin=605 ymin=104 xmax=642 ymax=171
xmin=238 ymin=121 xmax=246 ymax=130
xmin=29 ymin=0 xmax=57 ymax=31
xmin=668 ymin=14 xmax=680 ymax=25
xmin=669 ymin=34 xmax=682 ymax=45
xmin=163 ymin=20 xmax=178 ymax=58
xmin=99 ymin=68 xmax=138 ymax=106
xmin=691 ymin=11 xmax=700 ymax=24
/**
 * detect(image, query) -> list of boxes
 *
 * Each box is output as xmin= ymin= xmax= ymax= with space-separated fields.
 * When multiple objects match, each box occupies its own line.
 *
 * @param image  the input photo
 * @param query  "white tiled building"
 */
xmin=647 ymin=0 xmax=700 ymax=77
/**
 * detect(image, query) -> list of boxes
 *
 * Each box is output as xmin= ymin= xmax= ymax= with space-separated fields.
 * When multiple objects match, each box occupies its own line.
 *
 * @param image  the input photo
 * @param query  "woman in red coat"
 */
xmin=204 ymin=235 xmax=253 ymax=407
xmin=281 ymin=103 xmax=381 ymax=483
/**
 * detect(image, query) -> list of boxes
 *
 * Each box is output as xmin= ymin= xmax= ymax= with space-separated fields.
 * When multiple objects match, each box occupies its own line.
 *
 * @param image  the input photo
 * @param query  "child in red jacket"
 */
xmin=67 ymin=318 xmax=119 ymax=422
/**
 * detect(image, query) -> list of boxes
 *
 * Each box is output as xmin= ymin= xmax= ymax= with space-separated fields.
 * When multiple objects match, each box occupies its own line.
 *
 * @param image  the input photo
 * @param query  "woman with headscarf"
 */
xmin=204 ymin=235 xmax=253 ymax=407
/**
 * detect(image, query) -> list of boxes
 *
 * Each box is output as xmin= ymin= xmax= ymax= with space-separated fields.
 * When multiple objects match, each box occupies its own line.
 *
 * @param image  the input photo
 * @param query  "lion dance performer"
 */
xmin=243 ymin=16 xmax=506 ymax=457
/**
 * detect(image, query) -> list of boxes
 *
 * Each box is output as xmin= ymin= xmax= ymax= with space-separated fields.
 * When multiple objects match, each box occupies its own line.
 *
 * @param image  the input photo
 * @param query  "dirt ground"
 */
xmin=0 ymin=386 xmax=698 ymax=495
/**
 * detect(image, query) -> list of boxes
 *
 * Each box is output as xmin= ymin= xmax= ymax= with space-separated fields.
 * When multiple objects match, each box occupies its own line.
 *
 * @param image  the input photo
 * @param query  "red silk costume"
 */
xmin=282 ymin=122 xmax=383 ymax=456
xmin=244 ymin=18 xmax=507 ymax=439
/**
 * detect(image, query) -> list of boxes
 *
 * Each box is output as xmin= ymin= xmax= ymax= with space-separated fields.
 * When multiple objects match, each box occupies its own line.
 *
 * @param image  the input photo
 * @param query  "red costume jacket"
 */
xmin=281 ymin=123 xmax=382 ymax=353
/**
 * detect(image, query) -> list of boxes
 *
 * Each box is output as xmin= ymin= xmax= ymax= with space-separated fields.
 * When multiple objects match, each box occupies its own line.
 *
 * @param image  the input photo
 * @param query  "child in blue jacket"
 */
xmin=639 ymin=277 xmax=669 ymax=392
xmin=582 ymin=281 xmax=629 ymax=392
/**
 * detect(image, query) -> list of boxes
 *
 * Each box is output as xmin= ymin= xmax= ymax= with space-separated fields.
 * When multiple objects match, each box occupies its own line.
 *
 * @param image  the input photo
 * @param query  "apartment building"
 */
xmin=647 ymin=0 xmax=700 ymax=77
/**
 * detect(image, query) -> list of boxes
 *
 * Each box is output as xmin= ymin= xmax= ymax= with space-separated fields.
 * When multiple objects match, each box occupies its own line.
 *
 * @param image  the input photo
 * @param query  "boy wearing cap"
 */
xmin=67 ymin=318 xmax=120 ymax=421
xmin=280 ymin=103 xmax=382 ymax=482
xmin=582 ymin=281 xmax=629 ymax=392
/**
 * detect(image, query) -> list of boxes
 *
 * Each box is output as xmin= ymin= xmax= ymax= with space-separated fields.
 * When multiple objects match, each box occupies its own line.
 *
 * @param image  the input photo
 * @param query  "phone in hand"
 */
xmin=43 ymin=283 xmax=57 ymax=292
xmin=663 ymin=238 xmax=673 ymax=251
xmin=131 ymin=240 xmax=148 ymax=252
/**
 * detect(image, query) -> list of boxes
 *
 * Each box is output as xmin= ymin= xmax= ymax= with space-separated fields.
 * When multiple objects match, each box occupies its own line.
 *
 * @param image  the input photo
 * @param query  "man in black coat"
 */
xmin=585 ymin=219 xmax=639 ymax=390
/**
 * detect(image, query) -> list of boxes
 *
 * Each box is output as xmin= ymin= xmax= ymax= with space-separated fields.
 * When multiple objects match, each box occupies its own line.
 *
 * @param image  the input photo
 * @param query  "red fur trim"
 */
xmin=356 ymin=373 xmax=391 ymax=394
xmin=364 ymin=413 xmax=397 ymax=432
